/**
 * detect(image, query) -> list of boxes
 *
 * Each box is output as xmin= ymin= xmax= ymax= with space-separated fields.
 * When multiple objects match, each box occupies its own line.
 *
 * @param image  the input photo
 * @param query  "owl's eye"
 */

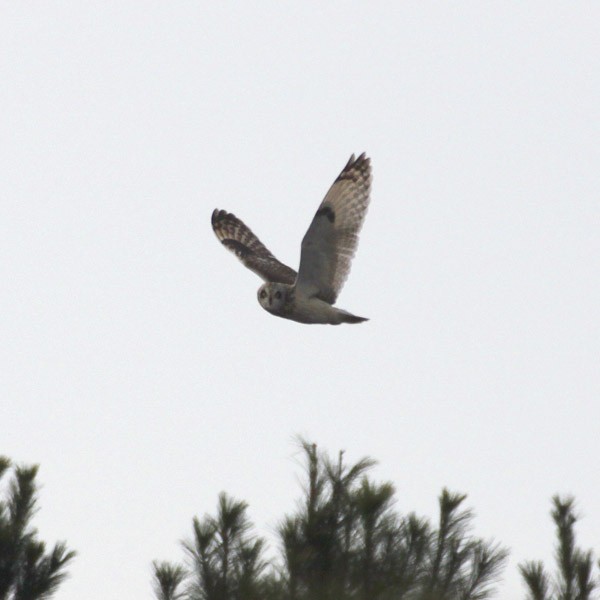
xmin=260 ymin=290 xmax=267 ymax=299
xmin=275 ymin=291 xmax=282 ymax=300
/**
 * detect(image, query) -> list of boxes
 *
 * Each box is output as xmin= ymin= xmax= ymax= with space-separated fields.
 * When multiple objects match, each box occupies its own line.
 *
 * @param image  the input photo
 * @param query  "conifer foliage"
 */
xmin=519 ymin=496 xmax=599 ymax=600
xmin=152 ymin=440 xmax=508 ymax=600
xmin=0 ymin=457 xmax=75 ymax=600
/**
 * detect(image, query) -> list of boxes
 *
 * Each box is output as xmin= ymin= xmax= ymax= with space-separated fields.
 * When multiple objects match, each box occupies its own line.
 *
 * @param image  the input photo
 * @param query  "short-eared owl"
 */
xmin=211 ymin=153 xmax=372 ymax=325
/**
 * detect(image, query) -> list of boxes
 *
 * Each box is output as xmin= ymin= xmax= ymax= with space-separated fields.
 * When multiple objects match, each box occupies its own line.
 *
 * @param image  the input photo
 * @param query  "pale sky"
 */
xmin=1 ymin=3 xmax=599 ymax=599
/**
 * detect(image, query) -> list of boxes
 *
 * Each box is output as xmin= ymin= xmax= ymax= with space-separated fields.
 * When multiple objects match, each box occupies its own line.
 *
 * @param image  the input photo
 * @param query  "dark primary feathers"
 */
xmin=211 ymin=209 xmax=297 ymax=284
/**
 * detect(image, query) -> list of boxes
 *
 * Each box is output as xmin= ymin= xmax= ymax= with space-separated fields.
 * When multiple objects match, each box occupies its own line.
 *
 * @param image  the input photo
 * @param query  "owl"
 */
xmin=211 ymin=153 xmax=372 ymax=325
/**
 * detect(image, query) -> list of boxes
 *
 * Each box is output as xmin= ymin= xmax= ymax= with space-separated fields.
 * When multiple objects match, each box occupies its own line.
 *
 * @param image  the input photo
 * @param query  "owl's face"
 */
xmin=257 ymin=282 xmax=288 ymax=314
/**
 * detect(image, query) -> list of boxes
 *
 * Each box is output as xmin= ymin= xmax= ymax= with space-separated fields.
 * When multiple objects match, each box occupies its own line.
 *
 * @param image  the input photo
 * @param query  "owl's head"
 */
xmin=257 ymin=282 xmax=288 ymax=314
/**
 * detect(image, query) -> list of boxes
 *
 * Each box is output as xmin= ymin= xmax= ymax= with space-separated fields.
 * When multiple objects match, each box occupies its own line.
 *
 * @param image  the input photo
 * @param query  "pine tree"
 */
xmin=277 ymin=441 xmax=507 ymax=600
xmin=152 ymin=440 xmax=508 ymax=600
xmin=519 ymin=495 xmax=598 ymax=600
xmin=0 ymin=457 xmax=75 ymax=600
xmin=181 ymin=492 xmax=268 ymax=600
xmin=152 ymin=561 xmax=187 ymax=600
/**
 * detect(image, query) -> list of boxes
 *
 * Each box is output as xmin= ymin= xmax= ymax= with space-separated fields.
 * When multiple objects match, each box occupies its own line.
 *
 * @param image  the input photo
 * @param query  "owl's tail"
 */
xmin=336 ymin=309 xmax=369 ymax=324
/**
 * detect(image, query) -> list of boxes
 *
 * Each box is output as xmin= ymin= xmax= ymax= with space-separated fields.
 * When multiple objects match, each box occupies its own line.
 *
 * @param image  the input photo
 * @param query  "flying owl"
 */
xmin=211 ymin=153 xmax=372 ymax=325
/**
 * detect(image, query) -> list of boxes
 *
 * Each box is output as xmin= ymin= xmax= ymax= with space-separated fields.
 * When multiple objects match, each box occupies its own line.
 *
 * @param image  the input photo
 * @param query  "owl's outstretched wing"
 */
xmin=295 ymin=153 xmax=372 ymax=304
xmin=211 ymin=209 xmax=297 ymax=285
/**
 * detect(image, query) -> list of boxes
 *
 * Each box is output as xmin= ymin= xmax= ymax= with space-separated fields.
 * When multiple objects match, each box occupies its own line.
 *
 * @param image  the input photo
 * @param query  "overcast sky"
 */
xmin=1 ymin=3 xmax=599 ymax=599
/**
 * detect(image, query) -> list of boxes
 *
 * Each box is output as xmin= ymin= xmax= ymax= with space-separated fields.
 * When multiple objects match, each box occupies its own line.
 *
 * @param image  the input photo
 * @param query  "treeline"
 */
xmin=1 ymin=444 xmax=598 ymax=600
xmin=151 ymin=440 xmax=599 ymax=600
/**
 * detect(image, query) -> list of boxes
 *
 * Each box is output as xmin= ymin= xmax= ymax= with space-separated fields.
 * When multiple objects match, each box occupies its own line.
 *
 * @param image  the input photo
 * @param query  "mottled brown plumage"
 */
xmin=211 ymin=210 xmax=297 ymax=284
xmin=211 ymin=154 xmax=372 ymax=325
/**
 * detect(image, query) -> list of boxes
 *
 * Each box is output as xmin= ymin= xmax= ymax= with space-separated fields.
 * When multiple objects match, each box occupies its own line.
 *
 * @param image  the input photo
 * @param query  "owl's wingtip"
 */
xmin=212 ymin=208 xmax=234 ymax=226
xmin=343 ymin=152 xmax=370 ymax=172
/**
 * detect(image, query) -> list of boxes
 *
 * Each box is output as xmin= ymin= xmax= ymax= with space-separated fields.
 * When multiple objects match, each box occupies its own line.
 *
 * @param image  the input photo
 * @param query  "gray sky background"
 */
xmin=1 ymin=3 xmax=599 ymax=599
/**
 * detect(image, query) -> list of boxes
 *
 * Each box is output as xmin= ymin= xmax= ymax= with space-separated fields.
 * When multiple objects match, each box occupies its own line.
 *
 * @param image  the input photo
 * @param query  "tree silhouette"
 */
xmin=0 ymin=456 xmax=75 ymax=600
xmin=179 ymin=492 xmax=268 ymax=600
xmin=153 ymin=440 xmax=507 ymax=600
xmin=277 ymin=440 xmax=507 ymax=600
xmin=152 ymin=561 xmax=187 ymax=600
xmin=519 ymin=495 xmax=598 ymax=600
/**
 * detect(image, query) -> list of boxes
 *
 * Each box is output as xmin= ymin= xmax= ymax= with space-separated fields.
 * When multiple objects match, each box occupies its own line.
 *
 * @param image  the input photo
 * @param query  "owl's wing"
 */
xmin=211 ymin=209 xmax=297 ymax=285
xmin=295 ymin=153 xmax=372 ymax=304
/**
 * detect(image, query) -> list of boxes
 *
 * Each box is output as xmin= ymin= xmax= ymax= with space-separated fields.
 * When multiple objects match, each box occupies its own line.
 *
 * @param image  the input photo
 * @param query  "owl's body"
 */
xmin=212 ymin=153 xmax=372 ymax=325
xmin=257 ymin=282 xmax=367 ymax=325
